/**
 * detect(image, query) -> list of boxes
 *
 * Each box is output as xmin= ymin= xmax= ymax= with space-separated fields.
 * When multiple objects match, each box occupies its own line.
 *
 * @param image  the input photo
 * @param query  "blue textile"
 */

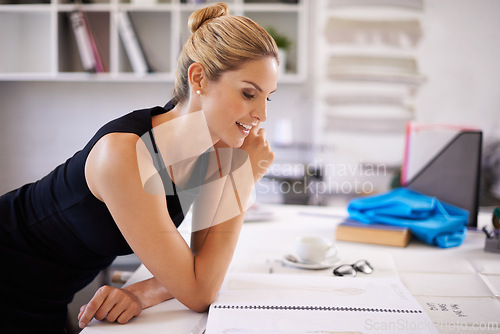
xmin=347 ymin=188 xmax=469 ymax=248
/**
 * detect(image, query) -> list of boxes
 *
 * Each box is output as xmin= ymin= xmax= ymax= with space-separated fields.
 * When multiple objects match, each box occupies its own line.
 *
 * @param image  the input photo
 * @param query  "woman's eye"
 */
xmin=266 ymin=97 xmax=272 ymax=102
xmin=243 ymin=92 xmax=255 ymax=100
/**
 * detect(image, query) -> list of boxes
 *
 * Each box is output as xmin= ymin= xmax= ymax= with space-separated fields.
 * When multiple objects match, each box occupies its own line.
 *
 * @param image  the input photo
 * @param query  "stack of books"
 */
xmin=70 ymin=1 xmax=151 ymax=75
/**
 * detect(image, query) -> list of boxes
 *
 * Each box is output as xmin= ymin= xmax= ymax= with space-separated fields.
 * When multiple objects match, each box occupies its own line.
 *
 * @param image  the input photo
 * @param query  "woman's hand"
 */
xmin=78 ymin=285 xmax=142 ymax=328
xmin=239 ymin=126 xmax=275 ymax=183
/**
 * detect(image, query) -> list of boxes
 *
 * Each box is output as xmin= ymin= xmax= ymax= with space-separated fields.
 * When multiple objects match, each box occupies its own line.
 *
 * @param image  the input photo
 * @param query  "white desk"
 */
xmin=81 ymin=205 xmax=500 ymax=334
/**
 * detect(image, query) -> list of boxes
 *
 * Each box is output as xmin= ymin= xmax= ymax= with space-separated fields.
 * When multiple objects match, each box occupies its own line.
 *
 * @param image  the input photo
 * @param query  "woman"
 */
xmin=0 ymin=3 xmax=278 ymax=332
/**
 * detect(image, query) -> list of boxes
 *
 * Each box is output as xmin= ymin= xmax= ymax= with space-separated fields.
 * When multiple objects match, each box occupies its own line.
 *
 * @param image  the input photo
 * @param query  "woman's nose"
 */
xmin=252 ymin=100 xmax=267 ymax=123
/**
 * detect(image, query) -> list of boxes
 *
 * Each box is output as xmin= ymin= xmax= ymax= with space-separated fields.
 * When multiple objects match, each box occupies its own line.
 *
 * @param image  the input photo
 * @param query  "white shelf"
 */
xmin=55 ymin=71 xmax=176 ymax=82
xmin=0 ymin=72 xmax=305 ymax=83
xmin=118 ymin=4 xmax=175 ymax=11
xmin=56 ymin=4 xmax=115 ymax=11
xmin=242 ymin=3 xmax=303 ymax=12
xmin=0 ymin=0 xmax=308 ymax=82
xmin=312 ymin=0 xmax=424 ymax=169
xmin=0 ymin=4 xmax=52 ymax=12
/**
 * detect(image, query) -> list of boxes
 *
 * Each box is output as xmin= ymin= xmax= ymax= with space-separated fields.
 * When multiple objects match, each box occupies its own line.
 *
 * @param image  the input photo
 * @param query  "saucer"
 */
xmin=282 ymin=254 xmax=341 ymax=270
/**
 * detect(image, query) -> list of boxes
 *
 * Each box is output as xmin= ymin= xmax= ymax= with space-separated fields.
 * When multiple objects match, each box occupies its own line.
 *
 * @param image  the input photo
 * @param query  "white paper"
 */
xmin=399 ymin=273 xmax=493 ymax=297
xmin=206 ymin=273 xmax=438 ymax=334
xmin=415 ymin=295 xmax=500 ymax=326
xmin=392 ymin=251 xmax=477 ymax=274
xmin=469 ymin=257 xmax=500 ymax=275
xmin=480 ymin=274 xmax=500 ymax=297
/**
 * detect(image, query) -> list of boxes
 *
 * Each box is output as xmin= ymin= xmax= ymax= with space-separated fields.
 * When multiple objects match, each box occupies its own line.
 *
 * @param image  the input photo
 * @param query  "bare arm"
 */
xmin=78 ymin=126 xmax=272 ymax=327
xmin=83 ymin=133 xmax=219 ymax=310
xmin=77 ymin=277 xmax=173 ymax=327
xmin=123 ymin=277 xmax=174 ymax=309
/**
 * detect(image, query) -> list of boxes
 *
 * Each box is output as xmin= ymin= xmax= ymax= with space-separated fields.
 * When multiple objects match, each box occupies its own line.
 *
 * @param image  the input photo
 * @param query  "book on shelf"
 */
xmin=69 ymin=11 xmax=96 ymax=72
xmin=336 ymin=218 xmax=412 ymax=247
xmin=115 ymin=11 xmax=152 ymax=76
xmin=69 ymin=9 xmax=105 ymax=73
xmin=205 ymin=273 xmax=438 ymax=333
xmin=82 ymin=11 xmax=105 ymax=72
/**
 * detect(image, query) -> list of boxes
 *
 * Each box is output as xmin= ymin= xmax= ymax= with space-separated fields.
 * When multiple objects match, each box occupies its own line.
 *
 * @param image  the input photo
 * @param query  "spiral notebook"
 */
xmin=206 ymin=274 xmax=438 ymax=334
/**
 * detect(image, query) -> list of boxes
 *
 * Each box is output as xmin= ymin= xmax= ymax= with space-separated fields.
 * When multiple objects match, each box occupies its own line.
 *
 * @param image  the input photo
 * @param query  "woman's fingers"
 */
xmin=105 ymin=289 xmax=142 ymax=324
xmin=115 ymin=306 xmax=137 ymax=324
xmin=104 ymin=302 xmax=125 ymax=323
xmin=79 ymin=286 xmax=111 ymax=328
xmin=78 ymin=285 xmax=142 ymax=328
xmin=93 ymin=297 xmax=116 ymax=321
xmin=77 ymin=304 xmax=86 ymax=322
xmin=250 ymin=121 xmax=261 ymax=136
xmin=240 ymin=125 xmax=274 ymax=183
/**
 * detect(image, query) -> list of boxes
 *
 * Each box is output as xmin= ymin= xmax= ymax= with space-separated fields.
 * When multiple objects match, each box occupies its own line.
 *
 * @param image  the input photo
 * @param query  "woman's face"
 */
xmin=201 ymin=57 xmax=279 ymax=148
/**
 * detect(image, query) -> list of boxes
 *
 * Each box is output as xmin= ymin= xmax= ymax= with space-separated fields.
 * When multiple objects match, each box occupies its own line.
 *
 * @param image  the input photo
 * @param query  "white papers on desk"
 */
xmin=415 ymin=295 xmax=500 ymax=326
xmin=206 ymin=273 xmax=438 ymax=333
xmin=392 ymin=251 xmax=477 ymax=274
xmin=480 ymin=274 xmax=500 ymax=297
xmin=399 ymin=273 xmax=493 ymax=297
xmin=398 ymin=271 xmax=500 ymax=332
xmin=469 ymin=257 xmax=500 ymax=275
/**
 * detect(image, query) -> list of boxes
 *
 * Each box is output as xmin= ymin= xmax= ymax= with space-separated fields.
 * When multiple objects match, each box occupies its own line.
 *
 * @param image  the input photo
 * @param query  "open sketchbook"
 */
xmin=206 ymin=274 xmax=438 ymax=334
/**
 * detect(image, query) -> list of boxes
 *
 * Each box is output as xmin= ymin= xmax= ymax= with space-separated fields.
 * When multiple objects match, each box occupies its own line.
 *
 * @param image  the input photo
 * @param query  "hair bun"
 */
xmin=188 ymin=2 xmax=230 ymax=33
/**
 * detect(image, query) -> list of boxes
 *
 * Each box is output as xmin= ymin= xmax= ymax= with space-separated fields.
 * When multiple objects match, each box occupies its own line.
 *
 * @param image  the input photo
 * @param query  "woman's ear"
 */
xmin=188 ymin=63 xmax=205 ymax=94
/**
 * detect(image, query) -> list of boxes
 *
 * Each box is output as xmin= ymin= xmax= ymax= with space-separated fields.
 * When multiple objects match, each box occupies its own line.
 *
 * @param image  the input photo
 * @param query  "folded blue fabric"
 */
xmin=347 ymin=188 xmax=469 ymax=248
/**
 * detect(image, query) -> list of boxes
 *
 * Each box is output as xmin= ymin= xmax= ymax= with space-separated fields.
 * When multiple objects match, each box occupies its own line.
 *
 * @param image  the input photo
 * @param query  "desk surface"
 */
xmin=81 ymin=205 xmax=500 ymax=334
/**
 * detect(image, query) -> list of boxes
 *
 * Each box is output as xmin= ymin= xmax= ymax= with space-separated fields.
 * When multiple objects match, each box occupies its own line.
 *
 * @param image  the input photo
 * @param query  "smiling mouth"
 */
xmin=236 ymin=121 xmax=252 ymax=131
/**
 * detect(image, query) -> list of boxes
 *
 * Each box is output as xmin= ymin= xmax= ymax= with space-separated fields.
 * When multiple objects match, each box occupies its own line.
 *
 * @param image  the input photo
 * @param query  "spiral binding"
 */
xmin=213 ymin=304 xmax=422 ymax=313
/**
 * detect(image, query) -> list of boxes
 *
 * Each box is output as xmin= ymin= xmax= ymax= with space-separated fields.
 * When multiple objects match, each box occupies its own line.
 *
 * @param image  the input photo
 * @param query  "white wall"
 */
xmin=1 ymin=0 xmax=499 ymax=196
xmin=0 ymin=82 xmax=165 ymax=193
xmin=416 ymin=0 xmax=500 ymax=141
xmin=0 ymin=81 xmax=312 ymax=194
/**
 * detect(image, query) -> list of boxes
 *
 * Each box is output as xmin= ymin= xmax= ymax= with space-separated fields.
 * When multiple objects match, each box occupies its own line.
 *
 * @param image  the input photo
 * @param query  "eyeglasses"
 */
xmin=333 ymin=260 xmax=373 ymax=277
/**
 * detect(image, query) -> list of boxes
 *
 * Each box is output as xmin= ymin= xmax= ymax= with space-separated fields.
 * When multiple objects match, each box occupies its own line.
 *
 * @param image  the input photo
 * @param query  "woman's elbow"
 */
xmin=190 ymin=303 xmax=210 ymax=313
xmin=185 ymin=290 xmax=218 ymax=313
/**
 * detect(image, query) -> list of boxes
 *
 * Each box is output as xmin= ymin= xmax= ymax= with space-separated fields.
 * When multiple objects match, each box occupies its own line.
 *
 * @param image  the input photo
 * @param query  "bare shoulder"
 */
xmin=85 ymin=132 xmax=143 ymax=201
xmin=89 ymin=132 xmax=140 ymax=164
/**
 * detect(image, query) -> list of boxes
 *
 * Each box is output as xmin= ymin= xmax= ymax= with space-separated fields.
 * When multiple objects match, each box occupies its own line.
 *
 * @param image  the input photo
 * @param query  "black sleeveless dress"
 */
xmin=0 ymin=101 xmax=204 ymax=333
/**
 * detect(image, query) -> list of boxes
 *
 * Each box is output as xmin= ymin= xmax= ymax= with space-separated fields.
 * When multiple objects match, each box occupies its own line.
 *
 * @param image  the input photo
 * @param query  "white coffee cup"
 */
xmin=295 ymin=236 xmax=337 ymax=263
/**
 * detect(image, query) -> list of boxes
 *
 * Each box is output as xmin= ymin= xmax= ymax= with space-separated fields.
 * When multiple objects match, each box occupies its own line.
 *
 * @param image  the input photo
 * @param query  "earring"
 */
xmin=196 ymin=90 xmax=201 ymax=96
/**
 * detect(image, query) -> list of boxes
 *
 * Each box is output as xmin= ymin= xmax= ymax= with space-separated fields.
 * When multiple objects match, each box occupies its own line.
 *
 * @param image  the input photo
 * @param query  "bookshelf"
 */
xmin=312 ymin=0 xmax=425 ymax=173
xmin=0 ymin=0 xmax=307 ymax=83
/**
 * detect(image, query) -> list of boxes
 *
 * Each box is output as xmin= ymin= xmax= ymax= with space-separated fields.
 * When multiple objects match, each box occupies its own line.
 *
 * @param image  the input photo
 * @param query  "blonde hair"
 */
xmin=172 ymin=2 xmax=279 ymax=105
